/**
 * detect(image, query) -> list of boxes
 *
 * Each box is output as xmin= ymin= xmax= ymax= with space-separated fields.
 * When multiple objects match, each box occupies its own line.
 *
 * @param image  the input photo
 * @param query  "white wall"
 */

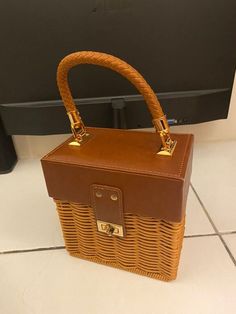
xmin=13 ymin=74 xmax=236 ymax=159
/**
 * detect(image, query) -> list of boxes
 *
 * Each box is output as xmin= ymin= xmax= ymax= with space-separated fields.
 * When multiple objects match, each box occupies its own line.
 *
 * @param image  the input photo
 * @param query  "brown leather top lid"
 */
xmin=41 ymin=128 xmax=194 ymax=222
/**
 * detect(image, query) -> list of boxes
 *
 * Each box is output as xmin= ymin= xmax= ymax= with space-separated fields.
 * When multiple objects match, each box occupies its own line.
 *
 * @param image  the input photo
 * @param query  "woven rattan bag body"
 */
xmin=41 ymin=51 xmax=194 ymax=281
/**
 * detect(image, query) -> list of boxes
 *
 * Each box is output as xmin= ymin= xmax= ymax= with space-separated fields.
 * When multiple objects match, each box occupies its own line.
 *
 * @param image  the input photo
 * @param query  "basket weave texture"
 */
xmin=55 ymin=199 xmax=185 ymax=281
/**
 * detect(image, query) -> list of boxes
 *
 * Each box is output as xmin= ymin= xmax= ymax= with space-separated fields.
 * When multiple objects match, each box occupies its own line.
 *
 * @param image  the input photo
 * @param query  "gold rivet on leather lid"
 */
xmin=110 ymin=194 xmax=118 ymax=201
xmin=95 ymin=191 xmax=102 ymax=198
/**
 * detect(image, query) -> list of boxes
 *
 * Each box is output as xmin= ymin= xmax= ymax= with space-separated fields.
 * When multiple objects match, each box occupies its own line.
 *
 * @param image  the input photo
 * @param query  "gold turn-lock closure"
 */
xmin=97 ymin=220 xmax=124 ymax=237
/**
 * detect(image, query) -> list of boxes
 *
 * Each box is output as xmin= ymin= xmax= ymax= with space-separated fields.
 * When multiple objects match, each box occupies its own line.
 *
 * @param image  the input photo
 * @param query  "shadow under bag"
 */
xmin=41 ymin=51 xmax=194 ymax=281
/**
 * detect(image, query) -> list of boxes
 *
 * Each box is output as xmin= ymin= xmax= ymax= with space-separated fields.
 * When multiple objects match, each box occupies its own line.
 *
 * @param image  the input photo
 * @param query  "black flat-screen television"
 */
xmin=0 ymin=0 xmax=235 ymax=171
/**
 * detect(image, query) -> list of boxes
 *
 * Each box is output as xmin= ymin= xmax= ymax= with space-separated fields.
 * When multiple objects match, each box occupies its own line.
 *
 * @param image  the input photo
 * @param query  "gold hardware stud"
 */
xmin=95 ymin=191 xmax=102 ymax=198
xmin=110 ymin=194 xmax=118 ymax=201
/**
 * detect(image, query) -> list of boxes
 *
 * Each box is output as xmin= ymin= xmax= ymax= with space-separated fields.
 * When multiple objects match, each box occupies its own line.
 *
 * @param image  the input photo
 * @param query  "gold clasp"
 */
xmin=153 ymin=115 xmax=177 ymax=156
xmin=67 ymin=110 xmax=90 ymax=146
xmin=104 ymin=224 xmax=115 ymax=236
xmin=97 ymin=220 xmax=124 ymax=237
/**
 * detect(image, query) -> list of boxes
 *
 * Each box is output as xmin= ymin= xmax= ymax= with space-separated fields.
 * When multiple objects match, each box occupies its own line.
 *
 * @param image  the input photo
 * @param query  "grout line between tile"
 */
xmin=220 ymin=231 xmax=236 ymax=236
xmin=184 ymin=233 xmax=217 ymax=238
xmin=191 ymin=183 xmax=236 ymax=266
xmin=0 ymin=246 xmax=65 ymax=255
xmin=0 ymin=233 xmax=223 ymax=256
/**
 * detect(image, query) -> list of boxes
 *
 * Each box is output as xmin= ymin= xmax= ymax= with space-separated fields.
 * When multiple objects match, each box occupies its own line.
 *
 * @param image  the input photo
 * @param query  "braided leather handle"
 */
xmin=57 ymin=51 xmax=176 ymax=155
xmin=57 ymin=51 xmax=164 ymax=119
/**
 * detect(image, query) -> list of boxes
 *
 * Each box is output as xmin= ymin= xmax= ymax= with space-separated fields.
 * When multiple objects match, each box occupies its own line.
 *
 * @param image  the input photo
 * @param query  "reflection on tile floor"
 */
xmin=0 ymin=140 xmax=236 ymax=314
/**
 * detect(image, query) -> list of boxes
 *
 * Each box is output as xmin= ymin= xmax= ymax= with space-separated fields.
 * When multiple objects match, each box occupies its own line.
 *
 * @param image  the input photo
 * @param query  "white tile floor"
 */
xmin=191 ymin=140 xmax=236 ymax=233
xmin=0 ymin=140 xmax=236 ymax=314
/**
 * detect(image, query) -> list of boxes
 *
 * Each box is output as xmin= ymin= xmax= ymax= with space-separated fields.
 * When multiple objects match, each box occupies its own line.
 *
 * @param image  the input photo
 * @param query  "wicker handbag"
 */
xmin=41 ymin=51 xmax=194 ymax=281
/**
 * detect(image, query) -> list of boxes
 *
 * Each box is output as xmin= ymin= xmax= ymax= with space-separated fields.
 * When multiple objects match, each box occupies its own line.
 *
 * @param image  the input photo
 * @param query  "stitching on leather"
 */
xmin=177 ymin=134 xmax=191 ymax=177
xmin=45 ymin=135 xmax=192 ymax=178
xmin=46 ymin=159 xmax=184 ymax=181
xmin=46 ymin=159 xmax=183 ymax=178
xmin=43 ymin=130 xmax=192 ymax=178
